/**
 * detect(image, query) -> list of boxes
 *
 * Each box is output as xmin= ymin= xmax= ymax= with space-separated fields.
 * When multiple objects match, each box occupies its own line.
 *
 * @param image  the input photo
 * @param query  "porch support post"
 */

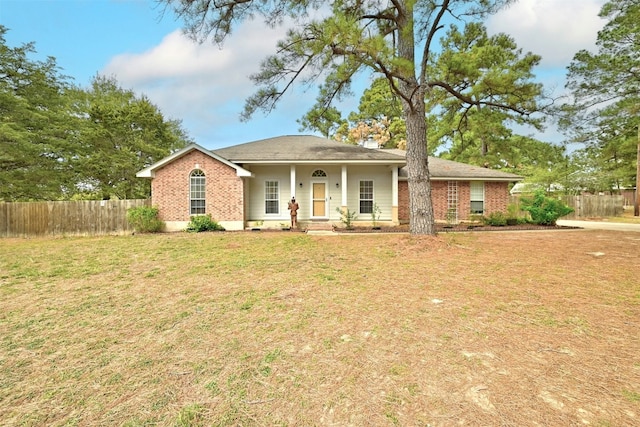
xmin=341 ymin=165 xmax=348 ymax=210
xmin=290 ymin=165 xmax=297 ymax=199
xmin=391 ymin=166 xmax=399 ymax=224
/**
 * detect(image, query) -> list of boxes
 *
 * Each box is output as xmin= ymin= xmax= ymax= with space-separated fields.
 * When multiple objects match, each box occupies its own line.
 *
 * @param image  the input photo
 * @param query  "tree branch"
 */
xmin=420 ymin=0 xmax=450 ymax=87
xmin=429 ymin=80 xmax=531 ymax=116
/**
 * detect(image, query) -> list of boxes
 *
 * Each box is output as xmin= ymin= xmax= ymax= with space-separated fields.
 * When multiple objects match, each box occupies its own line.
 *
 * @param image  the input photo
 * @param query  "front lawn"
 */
xmin=1 ymin=231 xmax=638 ymax=426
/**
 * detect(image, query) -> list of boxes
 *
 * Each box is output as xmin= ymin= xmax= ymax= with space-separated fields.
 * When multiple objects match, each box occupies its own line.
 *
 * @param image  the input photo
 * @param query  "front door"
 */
xmin=312 ymin=182 xmax=326 ymax=217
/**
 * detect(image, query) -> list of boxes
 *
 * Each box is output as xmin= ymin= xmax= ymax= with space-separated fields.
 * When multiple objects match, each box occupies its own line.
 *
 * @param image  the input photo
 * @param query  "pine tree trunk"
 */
xmin=395 ymin=0 xmax=435 ymax=235
xmin=635 ymin=125 xmax=639 ymax=216
xmin=405 ymin=99 xmax=436 ymax=235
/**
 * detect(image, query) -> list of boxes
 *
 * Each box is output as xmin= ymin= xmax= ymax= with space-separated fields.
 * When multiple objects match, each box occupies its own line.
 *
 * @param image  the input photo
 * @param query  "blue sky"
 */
xmin=1 ymin=0 xmax=606 ymax=150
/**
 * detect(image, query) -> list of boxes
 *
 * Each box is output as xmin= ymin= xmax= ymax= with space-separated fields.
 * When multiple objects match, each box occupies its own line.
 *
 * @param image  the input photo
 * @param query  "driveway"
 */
xmin=557 ymin=219 xmax=640 ymax=233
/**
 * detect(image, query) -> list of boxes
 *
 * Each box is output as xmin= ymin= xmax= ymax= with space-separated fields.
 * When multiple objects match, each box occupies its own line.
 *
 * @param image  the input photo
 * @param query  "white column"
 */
xmin=341 ymin=165 xmax=348 ymax=206
xmin=391 ymin=166 xmax=398 ymax=206
xmin=290 ymin=165 xmax=297 ymax=198
xmin=391 ymin=166 xmax=399 ymax=224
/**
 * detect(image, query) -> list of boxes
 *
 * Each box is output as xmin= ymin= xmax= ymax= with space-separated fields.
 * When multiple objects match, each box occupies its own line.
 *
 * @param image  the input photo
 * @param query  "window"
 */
xmin=265 ymin=181 xmax=279 ymax=214
xmin=190 ymin=169 xmax=206 ymax=215
xmin=359 ymin=180 xmax=374 ymax=214
xmin=470 ymin=181 xmax=485 ymax=214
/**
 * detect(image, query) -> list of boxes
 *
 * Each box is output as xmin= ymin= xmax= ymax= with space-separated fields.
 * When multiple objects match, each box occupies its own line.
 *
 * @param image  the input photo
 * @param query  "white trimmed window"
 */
xmin=470 ymin=181 xmax=485 ymax=214
xmin=265 ymin=181 xmax=279 ymax=214
xmin=359 ymin=180 xmax=374 ymax=214
xmin=190 ymin=169 xmax=206 ymax=215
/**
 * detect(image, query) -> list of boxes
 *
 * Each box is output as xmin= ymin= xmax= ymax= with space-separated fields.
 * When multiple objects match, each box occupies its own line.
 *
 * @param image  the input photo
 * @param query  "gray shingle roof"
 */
xmin=212 ymin=135 xmax=406 ymax=163
xmin=137 ymin=135 xmax=522 ymax=182
xmin=383 ymin=149 xmax=523 ymax=181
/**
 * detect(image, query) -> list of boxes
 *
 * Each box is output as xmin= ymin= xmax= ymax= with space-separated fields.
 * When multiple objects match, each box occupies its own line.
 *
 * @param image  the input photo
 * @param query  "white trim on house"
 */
xmin=136 ymin=144 xmax=253 ymax=178
xmin=136 ymin=135 xmax=522 ymax=229
xmin=234 ymin=160 xmax=405 ymax=166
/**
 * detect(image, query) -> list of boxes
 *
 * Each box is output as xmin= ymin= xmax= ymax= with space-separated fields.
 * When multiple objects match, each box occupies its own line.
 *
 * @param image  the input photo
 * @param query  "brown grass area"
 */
xmin=1 ymin=230 xmax=639 ymax=426
xmin=591 ymin=206 xmax=640 ymax=224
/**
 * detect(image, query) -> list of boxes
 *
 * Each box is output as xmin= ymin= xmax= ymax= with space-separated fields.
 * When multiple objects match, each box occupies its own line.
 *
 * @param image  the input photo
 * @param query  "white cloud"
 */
xmin=104 ymin=31 xmax=230 ymax=82
xmin=486 ymin=0 xmax=606 ymax=67
xmin=101 ymin=20 xmax=306 ymax=146
xmin=101 ymin=2 xmax=609 ymax=147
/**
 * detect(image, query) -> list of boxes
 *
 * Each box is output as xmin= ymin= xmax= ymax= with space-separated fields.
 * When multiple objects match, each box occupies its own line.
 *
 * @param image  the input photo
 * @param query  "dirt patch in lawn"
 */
xmin=337 ymin=222 xmax=579 ymax=233
xmin=0 ymin=230 xmax=638 ymax=426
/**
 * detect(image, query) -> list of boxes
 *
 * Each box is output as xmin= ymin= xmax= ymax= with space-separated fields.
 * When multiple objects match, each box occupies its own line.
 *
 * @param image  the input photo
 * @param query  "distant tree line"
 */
xmin=0 ymin=26 xmax=191 ymax=201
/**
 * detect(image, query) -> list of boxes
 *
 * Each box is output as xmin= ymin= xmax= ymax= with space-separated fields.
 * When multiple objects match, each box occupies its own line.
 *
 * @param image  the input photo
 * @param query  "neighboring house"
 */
xmin=136 ymin=135 xmax=522 ymax=231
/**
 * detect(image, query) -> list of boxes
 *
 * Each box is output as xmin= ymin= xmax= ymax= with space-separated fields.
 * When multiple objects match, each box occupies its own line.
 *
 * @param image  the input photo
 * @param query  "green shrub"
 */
xmin=336 ymin=207 xmax=358 ymax=229
xmin=126 ymin=206 xmax=164 ymax=233
xmin=186 ymin=214 xmax=225 ymax=232
xmin=483 ymin=211 xmax=507 ymax=226
xmin=519 ymin=189 xmax=574 ymax=225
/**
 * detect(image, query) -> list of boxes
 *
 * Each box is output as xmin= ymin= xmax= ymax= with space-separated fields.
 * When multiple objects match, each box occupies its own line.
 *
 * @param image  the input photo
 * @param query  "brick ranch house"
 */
xmin=136 ymin=135 xmax=522 ymax=231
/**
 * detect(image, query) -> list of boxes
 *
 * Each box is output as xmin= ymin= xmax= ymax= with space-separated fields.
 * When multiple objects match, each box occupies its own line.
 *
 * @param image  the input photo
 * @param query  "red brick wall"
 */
xmin=151 ymin=151 xmax=244 ymax=222
xmin=398 ymin=180 xmax=510 ymax=221
xmin=398 ymin=181 xmax=409 ymax=221
xmin=484 ymin=181 xmax=509 ymax=216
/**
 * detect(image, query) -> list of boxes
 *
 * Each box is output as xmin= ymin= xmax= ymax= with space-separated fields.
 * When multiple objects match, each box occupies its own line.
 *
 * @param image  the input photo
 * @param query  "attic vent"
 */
xmin=312 ymin=170 xmax=327 ymax=177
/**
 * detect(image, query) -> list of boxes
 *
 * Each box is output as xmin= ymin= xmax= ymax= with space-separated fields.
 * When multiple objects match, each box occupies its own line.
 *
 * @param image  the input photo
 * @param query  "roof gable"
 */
xmin=136 ymin=144 xmax=253 ymax=178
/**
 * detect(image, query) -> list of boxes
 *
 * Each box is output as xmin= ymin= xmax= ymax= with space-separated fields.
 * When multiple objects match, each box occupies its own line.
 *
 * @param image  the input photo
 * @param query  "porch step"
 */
xmin=304 ymin=221 xmax=334 ymax=232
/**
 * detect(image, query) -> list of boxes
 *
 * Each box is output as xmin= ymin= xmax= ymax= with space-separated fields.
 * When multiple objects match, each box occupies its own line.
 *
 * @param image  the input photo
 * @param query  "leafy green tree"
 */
xmin=164 ymin=0 xmax=542 ymax=235
xmin=0 ymin=27 xmax=191 ymax=201
xmin=72 ymin=75 xmax=191 ymax=199
xmin=0 ymin=26 xmax=78 ymax=201
xmin=297 ymin=105 xmax=344 ymax=138
xmin=560 ymin=0 xmax=640 ymax=213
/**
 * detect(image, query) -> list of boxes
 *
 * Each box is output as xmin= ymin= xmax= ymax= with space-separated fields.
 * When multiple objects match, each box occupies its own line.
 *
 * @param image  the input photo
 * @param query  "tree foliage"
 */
xmin=0 ymin=26 xmax=191 ymax=201
xmin=297 ymin=105 xmax=344 ymax=138
xmin=431 ymin=22 xmax=546 ymax=163
xmin=73 ymin=76 xmax=190 ymax=199
xmin=326 ymin=77 xmax=408 ymax=148
xmin=303 ymin=23 xmax=551 ymax=167
xmin=0 ymin=26 xmax=77 ymax=200
xmin=163 ymin=0 xmax=543 ymax=234
xmin=560 ymin=0 xmax=639 ymax=192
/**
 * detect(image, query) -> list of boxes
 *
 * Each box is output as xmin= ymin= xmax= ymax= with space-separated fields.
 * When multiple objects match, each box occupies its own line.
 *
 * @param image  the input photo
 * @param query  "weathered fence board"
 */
xmin=509 ymin=195 xmax=624 ymax=220
xmin=560 ymin=195 xmax=624 ymax=219
xmin=0 ymin=199 xmax=150 ymax=237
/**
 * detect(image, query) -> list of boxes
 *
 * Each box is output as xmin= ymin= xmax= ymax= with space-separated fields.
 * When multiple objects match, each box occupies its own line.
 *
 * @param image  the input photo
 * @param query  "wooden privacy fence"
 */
xmin=509 ymin=195 xmax=624 ymax=220
xmin=0 ymin=199 xmax=150 ymax=238
xmin=560 ymin=195 xmax=624 ymax=219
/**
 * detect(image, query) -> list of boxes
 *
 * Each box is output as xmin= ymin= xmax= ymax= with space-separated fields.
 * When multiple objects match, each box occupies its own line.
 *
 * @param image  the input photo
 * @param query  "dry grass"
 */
xmin=1 ymin=230 xmax=639 ymax=426
xmin=593 ymin=206 xmax=640 ymax=224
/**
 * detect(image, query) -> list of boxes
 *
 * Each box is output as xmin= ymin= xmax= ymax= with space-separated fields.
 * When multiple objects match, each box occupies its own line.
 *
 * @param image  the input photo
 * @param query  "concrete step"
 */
xmin=304 ymin=221 xmax=334 ymax=232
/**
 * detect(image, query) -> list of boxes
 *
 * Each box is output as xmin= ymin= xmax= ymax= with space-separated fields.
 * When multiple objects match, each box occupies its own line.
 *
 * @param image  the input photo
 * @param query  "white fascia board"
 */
xmin=136 ymin=144 xmax=253 ymax=178
xmin=399 ymin=176 xmax=523 ymax=182
xmin=234 ymin=160 xmax=406 ymax=166
xmin=430 ymin=177 xmax=523 ymax=182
